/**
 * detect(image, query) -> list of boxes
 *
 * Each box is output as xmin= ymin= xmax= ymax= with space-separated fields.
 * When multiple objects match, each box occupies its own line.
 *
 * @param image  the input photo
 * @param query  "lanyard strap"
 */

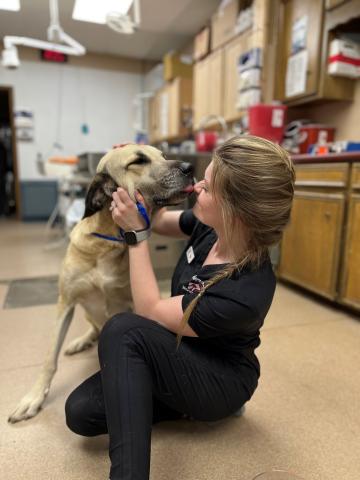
xmin=91 ymin=200 xmax=150 ymax=243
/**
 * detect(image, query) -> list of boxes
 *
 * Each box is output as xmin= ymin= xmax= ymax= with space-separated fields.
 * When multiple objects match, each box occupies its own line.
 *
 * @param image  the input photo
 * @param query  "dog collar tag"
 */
xmin=186 ymin=246 xmax=195 ymax=264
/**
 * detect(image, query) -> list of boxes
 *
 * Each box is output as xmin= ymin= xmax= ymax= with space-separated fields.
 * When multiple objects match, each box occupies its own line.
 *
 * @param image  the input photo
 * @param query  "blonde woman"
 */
xmin=65 ymin=135 xmax=295 ymax=480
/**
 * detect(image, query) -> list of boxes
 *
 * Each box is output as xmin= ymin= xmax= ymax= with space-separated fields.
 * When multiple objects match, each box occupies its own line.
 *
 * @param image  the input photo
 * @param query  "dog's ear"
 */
xmin=83 ymin=173 xmax=118 ymax=219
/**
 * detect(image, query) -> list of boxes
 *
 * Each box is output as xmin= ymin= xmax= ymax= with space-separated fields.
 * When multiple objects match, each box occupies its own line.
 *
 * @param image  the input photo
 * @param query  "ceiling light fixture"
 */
xmin=72 ymin=0 xmax=141 ymax=35
xmin=0 ymin=0 xmax=20 ymax=11
xmin=1 ymin=0 xmax=86 ymax=69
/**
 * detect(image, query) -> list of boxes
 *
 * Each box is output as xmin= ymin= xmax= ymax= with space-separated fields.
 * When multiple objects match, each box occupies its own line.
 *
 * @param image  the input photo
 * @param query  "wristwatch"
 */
xmin=123 ymin=227 xmax=151 ymax=246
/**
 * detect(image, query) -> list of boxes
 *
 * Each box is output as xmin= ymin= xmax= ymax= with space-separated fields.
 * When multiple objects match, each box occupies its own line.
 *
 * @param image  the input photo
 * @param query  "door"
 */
xmin=0 ymin=87 xmax=20 ymax=218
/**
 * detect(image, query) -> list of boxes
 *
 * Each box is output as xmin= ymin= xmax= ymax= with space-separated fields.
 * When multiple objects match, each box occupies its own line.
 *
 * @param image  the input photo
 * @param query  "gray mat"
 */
xmin=2 ymin=272 xmax=172 ymax=310
xmin=3 ymin=276 xmax=59 ymax=309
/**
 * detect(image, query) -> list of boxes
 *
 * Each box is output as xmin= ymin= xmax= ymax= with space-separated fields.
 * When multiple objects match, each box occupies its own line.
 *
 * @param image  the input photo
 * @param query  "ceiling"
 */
xmin=0 ymin=0 xmax=220 ymax=61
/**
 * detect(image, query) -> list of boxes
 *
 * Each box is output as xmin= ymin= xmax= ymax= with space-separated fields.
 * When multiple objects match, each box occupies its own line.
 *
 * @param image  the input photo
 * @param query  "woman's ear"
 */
xmin=83 ymin=173 xmax=118 ymax=219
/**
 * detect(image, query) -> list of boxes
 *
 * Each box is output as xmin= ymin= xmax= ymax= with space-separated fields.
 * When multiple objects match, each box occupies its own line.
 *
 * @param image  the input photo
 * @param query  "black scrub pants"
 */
xmin=65 ymin=313 xmax=253 ymax=480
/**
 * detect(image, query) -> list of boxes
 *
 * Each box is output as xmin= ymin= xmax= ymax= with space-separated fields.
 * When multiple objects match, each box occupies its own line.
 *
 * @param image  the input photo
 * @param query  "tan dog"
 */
xmin=9 ymin=144 xmax=194 ymax=423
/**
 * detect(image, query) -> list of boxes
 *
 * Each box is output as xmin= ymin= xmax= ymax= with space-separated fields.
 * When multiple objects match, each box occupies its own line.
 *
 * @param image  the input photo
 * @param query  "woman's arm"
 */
xmin=151 ymin=208 xmax=188 ymax=238
xmin=128 ymin=240 xmax=197 ymax=336
xmin=110 ymin=188 xmax=197 ymax=337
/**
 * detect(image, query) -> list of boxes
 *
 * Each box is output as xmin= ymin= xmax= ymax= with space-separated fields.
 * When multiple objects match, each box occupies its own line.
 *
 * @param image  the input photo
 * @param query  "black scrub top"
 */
xmin=171 ymin=210 xmax=276 ymax=379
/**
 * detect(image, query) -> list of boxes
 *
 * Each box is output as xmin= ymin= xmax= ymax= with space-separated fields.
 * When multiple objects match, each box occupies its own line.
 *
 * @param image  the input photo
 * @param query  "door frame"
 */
xmin=0 ymin=86 xmax=21 ymax=219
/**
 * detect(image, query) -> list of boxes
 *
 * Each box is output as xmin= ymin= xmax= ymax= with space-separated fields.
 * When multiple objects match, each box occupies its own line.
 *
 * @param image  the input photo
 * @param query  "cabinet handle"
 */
xmin=324 ymin=212 xmax=331 ymax=220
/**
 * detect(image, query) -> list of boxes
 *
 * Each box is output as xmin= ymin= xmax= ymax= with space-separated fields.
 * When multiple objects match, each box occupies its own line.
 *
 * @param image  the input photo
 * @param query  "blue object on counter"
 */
xmin=342 ymin=142 xmax=360 ymax=152
xmin=308 ymin=141 xmax=360 ymax=154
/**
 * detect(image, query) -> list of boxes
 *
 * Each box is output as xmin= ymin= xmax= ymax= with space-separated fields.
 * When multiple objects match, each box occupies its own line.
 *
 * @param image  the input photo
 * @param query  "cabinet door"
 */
xmin=168 ymin=77 xmax=193 ymax=139
xmin=279 ymin=191 xmax=345 ymax=299
xmin=340 ymin=194 xmax=360 ymax=309
xmin=276 ymin=0 xmax=324 ymax=101
xmin=149 ymin=93 xmax=161 ymax=143
xmin=158 ymin=86 xmax=170 ymax=140
xmin=193 ymin=58 xmax=210 ymax=130
xmin=168 ymin=79 xmax=179 ymax=139
xmin=208 ymin=49 xmax=224 ymax=118
xmin=223 ymin=31 xmax=263 ymax=122
xmin=224 ymin=36 xmax=242 ymax=122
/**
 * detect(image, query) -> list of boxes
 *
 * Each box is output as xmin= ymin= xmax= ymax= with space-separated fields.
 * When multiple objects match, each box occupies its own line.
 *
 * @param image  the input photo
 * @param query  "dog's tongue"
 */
xmin=183 ymin=185 xmax=194 ymax=193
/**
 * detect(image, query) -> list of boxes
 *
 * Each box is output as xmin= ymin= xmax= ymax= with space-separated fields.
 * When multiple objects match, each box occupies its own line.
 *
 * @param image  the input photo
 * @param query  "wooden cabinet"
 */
xmin=193 ymin=49 xmax=224 ymax=130
xmin=340 ymin=163 xmax=360 ymax=309
xmin=279 ymin=163 xmax=348 ymax=300
xmin=168 ymin=77 xmax=193 ymax=139
xmin=275 ymin=0 xmax=355 ymax=105
xmin=224 ymin=29 xmax=275 ymax=122
xmin=149 ymin=78 xmax=192 ymax=143
xmin=148 ymin=90 xmax=162 ymax=144
xmin=279 ymin=190 xmax=345 ymax=299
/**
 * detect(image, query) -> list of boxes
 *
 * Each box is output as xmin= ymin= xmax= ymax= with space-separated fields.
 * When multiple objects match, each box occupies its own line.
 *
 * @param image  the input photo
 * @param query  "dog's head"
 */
xmin=83 ymin=144 xmax=194 ymax=219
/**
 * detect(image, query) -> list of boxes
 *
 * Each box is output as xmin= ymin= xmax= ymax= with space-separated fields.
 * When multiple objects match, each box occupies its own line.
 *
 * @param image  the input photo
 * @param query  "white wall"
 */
xmin=0 ymin=60 xmax=142 ymax=179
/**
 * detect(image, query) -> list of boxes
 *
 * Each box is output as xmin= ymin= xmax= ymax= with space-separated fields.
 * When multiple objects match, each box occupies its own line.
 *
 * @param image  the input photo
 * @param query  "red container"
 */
xmin=248 ymin=104 xmax=287 ymax=143
xmin=298 ymin=125 xmax=336 ymax=153
xmin=195 ymin=131 xmax=218 ymax=152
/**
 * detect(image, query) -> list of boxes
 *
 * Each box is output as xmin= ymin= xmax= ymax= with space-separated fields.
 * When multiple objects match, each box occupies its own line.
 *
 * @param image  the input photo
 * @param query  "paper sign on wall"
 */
xmin=285 ymin=49 xmax=308 ymax=98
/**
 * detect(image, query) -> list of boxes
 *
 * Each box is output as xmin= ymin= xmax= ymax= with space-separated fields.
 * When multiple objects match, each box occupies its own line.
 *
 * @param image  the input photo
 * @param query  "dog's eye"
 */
xmin=128 ymin=153 xmax=151 ymax=168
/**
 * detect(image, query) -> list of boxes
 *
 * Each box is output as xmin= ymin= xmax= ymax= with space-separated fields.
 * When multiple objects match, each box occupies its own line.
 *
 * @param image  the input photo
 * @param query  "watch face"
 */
xmin=124 ymin=231 xmax=137 ymax=245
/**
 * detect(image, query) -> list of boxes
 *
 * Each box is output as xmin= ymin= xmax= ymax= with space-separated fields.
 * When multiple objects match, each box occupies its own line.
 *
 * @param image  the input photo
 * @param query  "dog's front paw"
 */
xmin=8 ymin=388 xmax=48 ymax=423
xmin=64 ymin=336 xmax=96 ymax=355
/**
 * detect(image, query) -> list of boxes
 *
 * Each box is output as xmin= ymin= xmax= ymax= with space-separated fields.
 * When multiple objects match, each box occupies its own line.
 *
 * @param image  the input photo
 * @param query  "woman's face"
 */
xmin=192 ymin=162 xmax=223 ymax=230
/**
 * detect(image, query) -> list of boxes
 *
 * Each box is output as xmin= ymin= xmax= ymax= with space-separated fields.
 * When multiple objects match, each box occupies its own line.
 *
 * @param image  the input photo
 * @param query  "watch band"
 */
xmin=123 ymin=228 xmax=151 ymax=245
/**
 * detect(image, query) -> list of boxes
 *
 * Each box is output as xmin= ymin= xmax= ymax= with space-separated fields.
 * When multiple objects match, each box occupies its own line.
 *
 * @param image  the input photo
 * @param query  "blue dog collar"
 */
xmin=91 ymin=200 xmax=150 ymax=243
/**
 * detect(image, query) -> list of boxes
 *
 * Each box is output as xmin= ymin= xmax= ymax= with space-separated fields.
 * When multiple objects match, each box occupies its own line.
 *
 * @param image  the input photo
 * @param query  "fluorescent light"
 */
xmin=0 ymin=0 xmax=20 ymax=11
xmin=72 ymin=0 xmax=133 ymax=24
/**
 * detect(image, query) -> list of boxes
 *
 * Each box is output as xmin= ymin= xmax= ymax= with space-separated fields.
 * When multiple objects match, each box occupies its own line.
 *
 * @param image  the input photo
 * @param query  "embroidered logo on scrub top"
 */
xmin=182 ymin=275 xmax=205 ymax=294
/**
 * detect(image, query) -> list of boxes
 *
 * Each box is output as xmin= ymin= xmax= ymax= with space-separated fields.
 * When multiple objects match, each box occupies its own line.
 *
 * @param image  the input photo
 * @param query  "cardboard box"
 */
xmin=194 ymin=27 xmax=210 ymax=61
xmin=163 ymin=52 xmax=193 ymax=82
xmin=328 ymin=38 xmax=360 ymax=78
xmin=211 ymin=0 xmax=240 ymax=51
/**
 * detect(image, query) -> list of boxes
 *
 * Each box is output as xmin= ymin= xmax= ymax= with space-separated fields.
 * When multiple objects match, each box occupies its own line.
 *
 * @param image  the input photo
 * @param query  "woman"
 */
xmin=65 ymin=135 xmax=295 ymax=480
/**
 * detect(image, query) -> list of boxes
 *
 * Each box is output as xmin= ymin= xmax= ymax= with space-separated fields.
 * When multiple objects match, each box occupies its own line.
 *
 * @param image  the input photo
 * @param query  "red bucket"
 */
xmin=248 ymin=104 xmax=287 ymax=143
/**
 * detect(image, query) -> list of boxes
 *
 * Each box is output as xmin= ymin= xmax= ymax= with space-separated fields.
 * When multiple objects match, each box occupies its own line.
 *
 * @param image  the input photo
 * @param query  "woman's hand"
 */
xmin=110 ymin=188 xmax=149 ymax=231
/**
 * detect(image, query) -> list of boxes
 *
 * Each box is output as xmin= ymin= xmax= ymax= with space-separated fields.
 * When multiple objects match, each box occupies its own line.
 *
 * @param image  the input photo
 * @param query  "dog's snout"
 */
xmin=178 ymin=162 xmax=193 ymax=176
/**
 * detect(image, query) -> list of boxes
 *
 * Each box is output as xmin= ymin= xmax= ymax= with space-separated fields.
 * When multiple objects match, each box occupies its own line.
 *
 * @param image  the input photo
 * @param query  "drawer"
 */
xmin=351 ymin=163 xmax=360 ymax=190
xmin=295 ymin=163 xmax=349 ymax=188
xmin=149 ymin=234 xmax=185 ymax=278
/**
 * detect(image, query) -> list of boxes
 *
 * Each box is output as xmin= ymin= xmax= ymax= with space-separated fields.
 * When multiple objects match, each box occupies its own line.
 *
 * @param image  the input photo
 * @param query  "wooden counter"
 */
xmin=278 ymin=153 xmax=360 ymax=312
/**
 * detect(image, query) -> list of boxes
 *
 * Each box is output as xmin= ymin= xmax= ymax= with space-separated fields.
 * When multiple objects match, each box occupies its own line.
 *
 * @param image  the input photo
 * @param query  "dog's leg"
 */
xmin=64 ymin=323 xmax=99 ymax=355
xmin=8 ymin=301 xmax=75 ymax=423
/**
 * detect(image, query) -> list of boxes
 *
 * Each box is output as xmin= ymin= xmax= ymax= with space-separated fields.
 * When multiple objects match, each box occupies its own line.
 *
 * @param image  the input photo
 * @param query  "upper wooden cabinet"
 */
xmin=193 ymin=49 xmax=224 ymax=130
xmin=223 ymin=27 xmax=275 ymax=123
xmin=168 ymin=77 xmax=193 ymax=139
xmin=149 ymin=78 xmax=192 ymax=143
xmin=275 ymin=0 xmax=356 ymax=105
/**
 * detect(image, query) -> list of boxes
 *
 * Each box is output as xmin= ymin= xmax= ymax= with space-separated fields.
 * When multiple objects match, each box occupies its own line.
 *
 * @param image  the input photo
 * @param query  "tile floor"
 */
xmin=0 ymin=219 xmax=359 ymax=480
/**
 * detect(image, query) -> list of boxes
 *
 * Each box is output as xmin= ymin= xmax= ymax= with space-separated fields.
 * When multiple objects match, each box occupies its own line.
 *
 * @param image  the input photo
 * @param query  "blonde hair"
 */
xmin=176 ymin=135 xmax=295 ymax=347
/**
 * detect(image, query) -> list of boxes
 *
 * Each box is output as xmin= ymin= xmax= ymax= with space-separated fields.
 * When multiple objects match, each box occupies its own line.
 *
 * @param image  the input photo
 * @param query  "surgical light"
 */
xmin=1 ymin=0 xmax=86 ymax=69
